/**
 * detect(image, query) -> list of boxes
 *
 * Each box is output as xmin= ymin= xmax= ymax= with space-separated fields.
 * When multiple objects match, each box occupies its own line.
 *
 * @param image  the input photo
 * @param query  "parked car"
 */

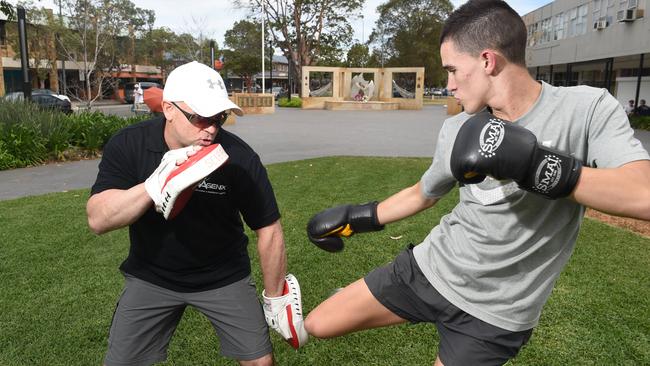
xmin=4 ymin=89 xmax=70 ymax=102
xmin=124 ymin=81 xmax=162 ymax=104
xmin=31 ymin=93 xmax=73 ymax=114
xmin=266 ymin=86 xmax=283 ymax=98
xmin=2 ymin=90 xmax=72 ymax=114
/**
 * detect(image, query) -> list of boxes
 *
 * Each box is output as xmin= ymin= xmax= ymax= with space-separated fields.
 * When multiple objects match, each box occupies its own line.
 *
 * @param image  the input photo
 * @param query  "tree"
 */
xmin=368 ymin=0 xmax=453 ymax=87
xmin=223 ymin=20 xmax=262 ymax=92
xmin=177 ymin=16 xmax=217 ymax=66
xmin=55 ymin=0 xmax=154 ymax=107
xmin=345 ymin=42 xmax=369 ymax=67
xmin=138 ymin=27 xmax=186 ymax=80
xmin=236 ymin=0 xmax=363 ymax=95
xmin=124 ymin=5 xmax=154 ymax=82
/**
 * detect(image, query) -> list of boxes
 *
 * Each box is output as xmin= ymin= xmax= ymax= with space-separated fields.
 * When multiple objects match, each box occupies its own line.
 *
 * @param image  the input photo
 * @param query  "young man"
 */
xmin=87 ymin=61 xmax=306 ymax=366
xmin=304 ymin=1 xmax=650 ymax=365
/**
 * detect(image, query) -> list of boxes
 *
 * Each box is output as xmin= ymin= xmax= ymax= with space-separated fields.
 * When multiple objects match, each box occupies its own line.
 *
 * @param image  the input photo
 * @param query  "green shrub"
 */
xmin=629 ymin=115 xmax=650 ymax=130
xmin=68 ymin=112 xmax=145 ymax=151
xmin=39 ymin=111 xmax=73 ymax=160
xmin=0 ymin=99 xmax=150 ymax=170
xmin=277 ymin=97 xmax=302 ymax=108
xmin=0 ymin=100 xmax=50 ymax=167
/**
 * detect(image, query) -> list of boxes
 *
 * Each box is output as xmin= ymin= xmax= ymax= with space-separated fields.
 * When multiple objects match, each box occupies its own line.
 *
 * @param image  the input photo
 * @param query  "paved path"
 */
xmin=2 ymin=105 xmax=649 ymax=201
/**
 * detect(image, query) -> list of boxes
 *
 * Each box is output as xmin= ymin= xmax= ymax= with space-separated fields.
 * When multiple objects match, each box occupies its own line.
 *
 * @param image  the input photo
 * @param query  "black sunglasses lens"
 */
xmin=191 ymin=112 xmax=229 ymax=127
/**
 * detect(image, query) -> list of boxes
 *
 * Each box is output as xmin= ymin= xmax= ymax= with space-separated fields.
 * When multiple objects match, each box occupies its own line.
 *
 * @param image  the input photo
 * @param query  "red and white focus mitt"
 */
xmin=262 ymin=274 xmax=309 ymax=349
xmin=144 ymin=144 xmax=229 ymax=220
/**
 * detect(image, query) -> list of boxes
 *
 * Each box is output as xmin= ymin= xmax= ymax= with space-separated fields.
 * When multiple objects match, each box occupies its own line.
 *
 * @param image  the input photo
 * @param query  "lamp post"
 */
xmin=210 ymin=40 xmax=215 ymax=70
xmin=58 ymin=0 xmax=66 ymax=96
xmin=17 ymin=6 xmax=31 ymax=100
xmin=269 ymin=41 xmax=273 ymax=91
xmin=261 ymin=2 xmax=265 ymax=93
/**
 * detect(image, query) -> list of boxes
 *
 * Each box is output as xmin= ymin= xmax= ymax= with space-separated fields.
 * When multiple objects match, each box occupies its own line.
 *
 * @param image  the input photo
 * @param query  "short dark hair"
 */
xmin=440 ymin=0 xmax=527 ymax=66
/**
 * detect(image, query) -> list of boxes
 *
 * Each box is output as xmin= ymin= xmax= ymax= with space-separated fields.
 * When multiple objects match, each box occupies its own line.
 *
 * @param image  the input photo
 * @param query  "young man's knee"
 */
xmin=304 ymin=312 xmax=331 ymax=339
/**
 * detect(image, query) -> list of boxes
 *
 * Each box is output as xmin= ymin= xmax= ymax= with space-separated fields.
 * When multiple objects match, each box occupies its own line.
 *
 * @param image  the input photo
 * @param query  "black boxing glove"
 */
xmin=450 ymin=111 xmax=582 ymax=199
xmin=306 ymin=202 xmax=384 ymax=252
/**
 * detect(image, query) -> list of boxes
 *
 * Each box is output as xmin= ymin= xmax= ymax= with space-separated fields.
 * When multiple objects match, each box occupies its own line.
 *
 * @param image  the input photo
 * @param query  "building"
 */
xmin=0 ymin=11 xmax=163 ymax=101
xmin=523 ymin=0 xmax=649 ymax=108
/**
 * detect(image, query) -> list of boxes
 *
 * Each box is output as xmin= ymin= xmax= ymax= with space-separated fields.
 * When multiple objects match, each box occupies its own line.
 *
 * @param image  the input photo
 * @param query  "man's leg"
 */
xmin=104 ymin=274 xmax=185 ymax=366
xmin=304 ymin=278 xmax=407 ymax=339
xmin=238 ymin=354 xmax=273 ymax=366
xmin=190 ymin=276 xmax=274 ymax=365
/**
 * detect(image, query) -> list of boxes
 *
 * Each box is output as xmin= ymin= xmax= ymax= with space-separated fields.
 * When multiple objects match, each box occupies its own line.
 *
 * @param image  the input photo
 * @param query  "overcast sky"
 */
xmin=35 ymin=0 xmax=551 ymax=48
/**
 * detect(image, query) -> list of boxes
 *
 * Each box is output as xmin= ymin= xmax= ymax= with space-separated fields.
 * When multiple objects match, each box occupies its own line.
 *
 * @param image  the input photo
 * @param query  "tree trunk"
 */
xmin=47 ymin=30 xmax=59 ymax=93
xmin=0 ymin=46 xmax=6 ymax=97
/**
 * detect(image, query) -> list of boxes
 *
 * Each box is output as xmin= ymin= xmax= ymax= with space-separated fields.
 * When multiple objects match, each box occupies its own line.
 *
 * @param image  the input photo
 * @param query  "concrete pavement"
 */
xmin=1 ymin=104 xmax=650 ymax=201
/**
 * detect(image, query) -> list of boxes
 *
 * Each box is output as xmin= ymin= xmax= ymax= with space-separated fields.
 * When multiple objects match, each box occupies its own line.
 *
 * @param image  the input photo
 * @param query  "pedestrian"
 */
xmin=303 ymin=1 xmax=650 ymax=365
xmin=87 ymin=61 xmax=307 ymax=366
xmin=625 ymin=99 xmax=635 ymax=116
xmin=132 ymin=82 xmax=144 ymax=112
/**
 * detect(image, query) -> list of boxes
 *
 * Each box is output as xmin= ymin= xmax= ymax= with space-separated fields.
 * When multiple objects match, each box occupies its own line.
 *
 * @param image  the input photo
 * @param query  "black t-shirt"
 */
xmin=91 ymin=117 xmax=280 ymax=292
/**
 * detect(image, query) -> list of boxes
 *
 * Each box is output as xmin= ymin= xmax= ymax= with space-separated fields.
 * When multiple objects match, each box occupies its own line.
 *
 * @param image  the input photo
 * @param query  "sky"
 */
xmin=34 ymin=0 xmax=551 ymax=48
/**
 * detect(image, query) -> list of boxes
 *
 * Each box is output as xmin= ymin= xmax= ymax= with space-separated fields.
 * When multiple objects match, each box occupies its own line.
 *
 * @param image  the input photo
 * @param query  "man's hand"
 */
xmin=306 ymin=202 xmax=384 ymax=252
xmin=144 ymin=146 xmax=196 ymax=208
xmin=144 ymin=144 xmax=229 ymax=219
xmin=450 ymin=111 xmax=582 ymax=199
xmin=262 ymin=274 xmax=309 ymax=349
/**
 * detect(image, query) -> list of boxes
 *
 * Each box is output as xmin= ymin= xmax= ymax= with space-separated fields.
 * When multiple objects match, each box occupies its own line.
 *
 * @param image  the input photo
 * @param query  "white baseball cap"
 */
xmin=163 ymin=61 xmax=243 ymax=117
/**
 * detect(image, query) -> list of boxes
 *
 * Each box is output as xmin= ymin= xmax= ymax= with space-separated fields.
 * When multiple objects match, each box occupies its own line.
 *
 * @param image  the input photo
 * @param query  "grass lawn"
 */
xmin=0 ymin=156 xmax=648 ymax=365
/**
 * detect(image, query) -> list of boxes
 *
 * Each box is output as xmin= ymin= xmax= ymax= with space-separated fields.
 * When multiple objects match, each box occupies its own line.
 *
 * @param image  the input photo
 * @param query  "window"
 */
xmin=577 ymin=4 xmax=589 ymax=35
xmin=554 ymin=13 xmax=564 ymax=40
xmin=542 ymin=18 xmax=553 ymax=43
xmin=0 ymin=21 xmax=5 ymax=46
xmin=593 ymin=0 xmax=601 ymax=23
xmin=569 ymin=8 xmax=578 ymax=37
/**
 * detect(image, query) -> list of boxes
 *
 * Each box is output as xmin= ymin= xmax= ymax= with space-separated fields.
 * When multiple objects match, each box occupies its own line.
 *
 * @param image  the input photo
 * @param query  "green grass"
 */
xmin=0 ymin=156 xmax=648 ymax=365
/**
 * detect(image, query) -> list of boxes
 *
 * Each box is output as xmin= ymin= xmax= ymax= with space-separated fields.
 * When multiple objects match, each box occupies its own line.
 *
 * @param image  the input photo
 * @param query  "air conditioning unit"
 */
xmin=593 ymin=20 xmax=608 ymax=29
xmin=619 ymin=8 xmax=644 ymax=22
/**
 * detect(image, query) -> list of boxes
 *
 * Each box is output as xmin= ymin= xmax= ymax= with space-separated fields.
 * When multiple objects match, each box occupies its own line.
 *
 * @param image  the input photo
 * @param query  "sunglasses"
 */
xmin=171 ymin=101 xmax=230 ymax=128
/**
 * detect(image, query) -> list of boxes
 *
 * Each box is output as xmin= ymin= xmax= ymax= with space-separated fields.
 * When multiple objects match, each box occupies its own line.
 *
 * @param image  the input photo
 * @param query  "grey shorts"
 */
xmin=365 ymin=245 xmax=533 ymax=366
xmin=104 ymin=274 xmax=272 ymax=366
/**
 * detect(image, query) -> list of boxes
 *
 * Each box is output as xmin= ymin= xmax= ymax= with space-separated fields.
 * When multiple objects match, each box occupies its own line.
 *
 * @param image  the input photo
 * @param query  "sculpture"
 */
xmin=350 ymin=74 xmax=375 ymax=102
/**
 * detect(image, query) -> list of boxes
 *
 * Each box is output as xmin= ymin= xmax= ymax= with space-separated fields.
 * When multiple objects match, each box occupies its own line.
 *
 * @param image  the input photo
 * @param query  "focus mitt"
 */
xmin=262 ymin=274 xmax=309 ymax=349
xmin=145 ymin=144 xmax=229 ymax=219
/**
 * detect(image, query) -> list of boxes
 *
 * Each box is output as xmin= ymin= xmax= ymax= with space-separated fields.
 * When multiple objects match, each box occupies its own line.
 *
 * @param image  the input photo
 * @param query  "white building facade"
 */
xmin=524 ymin=0 xmax=649 ymax=107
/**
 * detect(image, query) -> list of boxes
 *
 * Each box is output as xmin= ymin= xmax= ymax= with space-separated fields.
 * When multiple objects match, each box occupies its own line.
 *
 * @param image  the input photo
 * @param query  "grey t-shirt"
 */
xmin=413 ymin=81 xmax=649 ymax=332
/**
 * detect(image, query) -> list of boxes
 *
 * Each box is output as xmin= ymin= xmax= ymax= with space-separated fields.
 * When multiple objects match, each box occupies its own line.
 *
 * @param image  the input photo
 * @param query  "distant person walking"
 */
xmin=132 ymin=83 xmax=144 ymax=113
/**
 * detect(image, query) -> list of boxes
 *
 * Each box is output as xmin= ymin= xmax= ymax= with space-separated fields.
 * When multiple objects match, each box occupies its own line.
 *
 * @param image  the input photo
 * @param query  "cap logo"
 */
xmin=207 ymin=78 xmax=224 ymax=90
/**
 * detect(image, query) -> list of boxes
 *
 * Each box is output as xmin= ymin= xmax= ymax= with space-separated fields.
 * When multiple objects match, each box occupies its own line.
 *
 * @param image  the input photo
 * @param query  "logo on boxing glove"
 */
xmin=478 ymin=119 xmax=505 ymax=158
xmin=533 ymin=154 xmax=563 ymax=194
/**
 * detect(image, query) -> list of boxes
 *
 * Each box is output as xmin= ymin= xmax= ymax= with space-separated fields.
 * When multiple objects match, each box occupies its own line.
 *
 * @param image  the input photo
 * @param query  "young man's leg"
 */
xmin=307 ymin=245 xmax=533 ymax=365
xmin=304 ymin=278 xmax=408 ymax=338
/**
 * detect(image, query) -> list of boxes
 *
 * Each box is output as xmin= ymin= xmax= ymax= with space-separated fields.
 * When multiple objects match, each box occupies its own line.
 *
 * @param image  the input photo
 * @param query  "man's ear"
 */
xmin=480 ymin=50 xmax=500 ymax=75
xmin=162 ymin=101 xmax=174 ymax=121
